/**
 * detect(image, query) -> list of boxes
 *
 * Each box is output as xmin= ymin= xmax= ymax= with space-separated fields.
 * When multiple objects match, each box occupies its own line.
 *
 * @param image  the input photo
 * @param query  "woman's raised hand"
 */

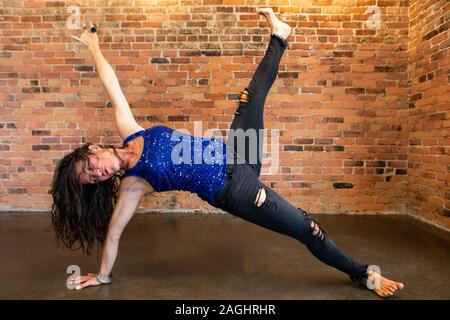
xmin=69 ymin=21 xmax=99 ymax=52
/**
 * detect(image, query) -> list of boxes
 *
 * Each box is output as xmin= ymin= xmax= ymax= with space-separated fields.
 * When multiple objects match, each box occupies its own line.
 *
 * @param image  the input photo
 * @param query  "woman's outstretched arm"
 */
xmin=70 ymin=24 xmax=144 ymax=140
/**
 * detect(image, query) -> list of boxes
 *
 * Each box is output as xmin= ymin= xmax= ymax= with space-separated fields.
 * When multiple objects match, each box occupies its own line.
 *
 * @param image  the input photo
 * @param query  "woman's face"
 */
xmin=75 ymin=145 xmax=121 ymax=184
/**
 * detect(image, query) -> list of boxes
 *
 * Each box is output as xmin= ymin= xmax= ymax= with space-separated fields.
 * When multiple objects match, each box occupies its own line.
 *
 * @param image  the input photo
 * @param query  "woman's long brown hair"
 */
xmin=49 ymin=143 xmax=123 ymax=255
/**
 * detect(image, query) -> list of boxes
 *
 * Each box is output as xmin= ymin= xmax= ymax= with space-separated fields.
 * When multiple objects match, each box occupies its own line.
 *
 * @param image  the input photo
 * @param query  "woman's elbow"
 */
xmin=107 ymin=229 xmax=122 ymax=242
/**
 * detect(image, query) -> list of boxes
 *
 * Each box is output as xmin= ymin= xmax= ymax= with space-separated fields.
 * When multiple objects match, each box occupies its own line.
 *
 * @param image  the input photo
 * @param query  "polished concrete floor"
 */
xmin=0 ymin=212 xmax=449 ymax=300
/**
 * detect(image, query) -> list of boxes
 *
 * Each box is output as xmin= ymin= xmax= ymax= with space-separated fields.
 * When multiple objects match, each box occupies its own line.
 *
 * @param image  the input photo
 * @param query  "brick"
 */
xmin=0 ymin=52 xmax=12 ymax=58
xmin=168 ymin=115 xmax=190 ymax=122
xmin=304 ymin=146 xmax=324 ymax=152
xmin=45 ymin=1 xmax=64 ymax=7
xmin=333 ymin=183 xmax=353 ymax=189
xmin=422 ymin=29 xmax=439 ymax=41
xmin=375 ymin=66 xmax=397 ymax=72
xmin=395 ymin=169 xmax=407 ymax=175
xmin=345 ymin=161 xmax=364 ymax=167
xmin=0 ymin=73 xmax=18 ymax=78
xmin=284 ymin=145 xmax=304 ymax=151
xmin=7 ymin=188 xmax=27 ymax=194
xmin=32 ymin=145 xmax=50 ymax=151
xmin=32 ymin=130 xmax=51 ymax=136
xmin=315 ymin=138 xmax=333 ymax=145
xmin=294 ymin=138 xmax=313 ymax=144
xmin=45 ymin=101 xmax=63 ymax=107
xmin=75 ymin=65 xmax=94 ymax=72
xmin=21 ymin=16 xmax=41 ymax=22
xmin=367 ymin=161 xmax=387 ymax=167
xmin=278 ymin=116 xmax=299 ymax=122
xmin=332 ymin=51 xmax=354 ymax=57
xmin=345 ymin=88 xmax=366 ymax=94
xmin=326 ymin=146 xmax=345 ymax=151
xmin=330 ymin=66 xmax=351 ymax=72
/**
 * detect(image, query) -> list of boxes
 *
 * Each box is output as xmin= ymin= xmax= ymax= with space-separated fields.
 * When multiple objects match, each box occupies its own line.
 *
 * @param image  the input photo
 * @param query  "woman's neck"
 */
xmin=116 ymin=143 xmax=141 ymax=170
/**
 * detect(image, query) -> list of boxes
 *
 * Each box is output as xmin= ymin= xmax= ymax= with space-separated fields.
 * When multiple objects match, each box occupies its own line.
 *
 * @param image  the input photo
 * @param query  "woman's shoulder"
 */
xmin=122 ymin=125 xmax=173 ymax=146
xmin=142 ymin=124 xmax=174 ymax=134
xmin=119 ymin=175 xmax=155 ymax=196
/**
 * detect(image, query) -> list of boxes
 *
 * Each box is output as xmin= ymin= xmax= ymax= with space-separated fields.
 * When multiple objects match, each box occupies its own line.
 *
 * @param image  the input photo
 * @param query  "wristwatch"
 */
xmin=96 ymin=273 xmax=112 ymax=284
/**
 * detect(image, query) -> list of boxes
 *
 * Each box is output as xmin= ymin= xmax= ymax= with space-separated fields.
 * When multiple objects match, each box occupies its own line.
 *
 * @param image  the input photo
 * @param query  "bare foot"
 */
xmin=365 ymin=271 xmax=405 ymax=298
xmin=257 ymin=7 xmax=291 ymax=40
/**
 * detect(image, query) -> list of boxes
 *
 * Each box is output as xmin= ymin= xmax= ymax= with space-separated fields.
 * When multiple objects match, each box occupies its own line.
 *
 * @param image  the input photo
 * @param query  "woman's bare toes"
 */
xmin=256 ymin=7 xmax=291 ymax=40
xmin=375 ymin=287 xmax=390 ymax=297
xmin=383 ymin=286 xmax=395 ymax=296
xmin=257 ymin=7 xmax=274 ymax=16
xmin=366 ymin=271 xmax=404 ymax=298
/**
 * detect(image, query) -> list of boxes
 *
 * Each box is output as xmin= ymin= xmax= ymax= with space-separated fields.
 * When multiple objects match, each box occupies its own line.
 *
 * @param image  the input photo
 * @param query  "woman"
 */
xmin=52 ymin=8 xmax=404 ymax=297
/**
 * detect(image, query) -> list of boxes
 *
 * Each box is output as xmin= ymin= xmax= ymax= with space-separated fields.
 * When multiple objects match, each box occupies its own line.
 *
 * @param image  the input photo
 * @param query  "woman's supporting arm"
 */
xmin=97 ymin=187 xmax=142 ymax=278
xmin=72 ymin=177 xmax=150 ymax=290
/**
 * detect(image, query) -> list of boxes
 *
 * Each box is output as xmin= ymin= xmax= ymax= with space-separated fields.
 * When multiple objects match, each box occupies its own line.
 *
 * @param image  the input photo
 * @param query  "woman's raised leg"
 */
xmin=227 ymin=9 xmax=291 ymax=177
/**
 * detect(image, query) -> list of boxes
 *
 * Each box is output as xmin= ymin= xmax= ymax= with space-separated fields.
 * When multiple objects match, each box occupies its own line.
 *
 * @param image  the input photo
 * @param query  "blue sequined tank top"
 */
xmin=122 ymin=125 xmax=227 ymax=206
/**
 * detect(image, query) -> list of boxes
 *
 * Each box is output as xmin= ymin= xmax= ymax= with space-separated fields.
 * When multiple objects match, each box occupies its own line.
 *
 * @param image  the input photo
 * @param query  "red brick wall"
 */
xmin=408 ymin=0 xmax=449 ymax=228
xmin=0 ymin=1 xmax=420 ymax=222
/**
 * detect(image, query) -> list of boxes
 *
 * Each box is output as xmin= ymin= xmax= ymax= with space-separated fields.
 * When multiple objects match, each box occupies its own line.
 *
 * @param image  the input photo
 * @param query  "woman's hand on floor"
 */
xmin=70 ymin=273 xmax=101 ymax=290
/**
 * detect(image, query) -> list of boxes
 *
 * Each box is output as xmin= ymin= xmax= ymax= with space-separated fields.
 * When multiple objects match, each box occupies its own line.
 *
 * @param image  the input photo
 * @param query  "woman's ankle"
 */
xmin=271 ymin=34 xmax=289 ymax=49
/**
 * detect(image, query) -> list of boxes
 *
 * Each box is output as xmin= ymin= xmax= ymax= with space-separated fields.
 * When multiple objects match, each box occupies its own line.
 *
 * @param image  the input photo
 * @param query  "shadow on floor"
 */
xmin=0 ymin=212 xmax=449 ymax=300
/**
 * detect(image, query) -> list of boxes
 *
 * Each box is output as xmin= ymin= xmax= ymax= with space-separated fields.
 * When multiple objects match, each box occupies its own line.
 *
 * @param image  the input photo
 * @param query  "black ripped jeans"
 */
xmin=214 ymin=35 xmax=369 ymax=286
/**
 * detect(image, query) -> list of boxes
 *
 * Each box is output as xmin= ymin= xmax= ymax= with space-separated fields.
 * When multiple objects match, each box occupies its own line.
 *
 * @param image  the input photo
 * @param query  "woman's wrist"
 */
xmin=96 ymin=272 xmax=112 ymax=284
xmin=89 ymin=44 xmax=101 ymax=56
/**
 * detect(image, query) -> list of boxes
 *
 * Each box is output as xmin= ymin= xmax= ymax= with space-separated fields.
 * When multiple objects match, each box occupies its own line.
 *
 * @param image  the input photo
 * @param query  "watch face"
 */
xmin=97 ymin=274 xmax=111 ymax=283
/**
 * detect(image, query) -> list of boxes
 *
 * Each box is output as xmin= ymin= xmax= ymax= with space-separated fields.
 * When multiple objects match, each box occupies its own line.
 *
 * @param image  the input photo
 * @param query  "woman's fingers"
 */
xmin=68 ymin=35 xmax=81 ymax=42
xmin=72 ymin=274 xmax=101 ymax=290
xmin=68 ymin=22 xmax=98 ymax=52
xmin=75 ymin=278 xmax=98 ymax=290
xmin=70 ymin=275 xmax=91 ymax=285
